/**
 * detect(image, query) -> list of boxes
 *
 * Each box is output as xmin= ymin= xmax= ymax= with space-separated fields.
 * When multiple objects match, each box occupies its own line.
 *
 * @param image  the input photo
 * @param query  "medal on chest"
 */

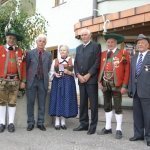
xmin=113 ymin=57 xmax=120 ymax=68
xmin=17 ymin=57 xmax=22 ymax=66
xmin=2 ymin=54 xmax=5 ymax=57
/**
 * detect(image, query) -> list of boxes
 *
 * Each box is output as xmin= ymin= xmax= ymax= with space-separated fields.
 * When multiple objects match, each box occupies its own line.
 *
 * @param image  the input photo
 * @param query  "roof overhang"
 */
xmin=74 ymin=4 xmax=150 ymax=39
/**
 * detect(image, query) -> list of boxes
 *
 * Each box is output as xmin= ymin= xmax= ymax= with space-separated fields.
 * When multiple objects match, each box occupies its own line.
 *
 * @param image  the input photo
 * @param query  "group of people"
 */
xmin=0 ymin=27 xmax=149 ymax=147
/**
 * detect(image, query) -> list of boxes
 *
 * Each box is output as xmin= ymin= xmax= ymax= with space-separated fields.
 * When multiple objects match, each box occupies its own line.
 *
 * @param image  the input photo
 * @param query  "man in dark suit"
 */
xmin=26 ymin=34 xmax=52 ymax=131
xmin=73 ymin=28 xmax=101 ymax=135
xmin=128 ymin=34 xmax=150 ymax=146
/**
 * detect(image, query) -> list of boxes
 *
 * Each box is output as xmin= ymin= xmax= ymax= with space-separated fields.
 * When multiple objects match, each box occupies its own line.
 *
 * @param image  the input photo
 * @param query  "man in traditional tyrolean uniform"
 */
xmin=97 ymin=33 xmax=130 ymax=139
xmin=0 ymin=30 xmax=26 ymax=133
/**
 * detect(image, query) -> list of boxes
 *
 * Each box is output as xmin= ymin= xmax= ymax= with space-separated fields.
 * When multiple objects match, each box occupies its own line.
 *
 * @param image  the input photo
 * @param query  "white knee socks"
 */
xmin=115 ymin=114 xmax=123 ymax=131
xmin=8 ymin=106 xmax=16 ymax=124
xmin=105 ymin=111 xmax=113 ymax=130
xmin=0 ymin=106 xmax=6 ymax=125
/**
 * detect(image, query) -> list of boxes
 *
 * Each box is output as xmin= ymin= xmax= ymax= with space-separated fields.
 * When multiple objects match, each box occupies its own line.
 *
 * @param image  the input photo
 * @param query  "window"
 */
xmin=97 ymin=0 xmax=107 ymax=2
xmin=52 ymin=0 xmax=66 ymax=7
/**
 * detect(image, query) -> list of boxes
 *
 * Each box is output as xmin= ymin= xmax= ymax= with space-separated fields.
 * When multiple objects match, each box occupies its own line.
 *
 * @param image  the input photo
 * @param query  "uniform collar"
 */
xmin=108 ymin=47 xmax=117 ymax=53
xmin=5 ymin=44 xmax=16 ymax=51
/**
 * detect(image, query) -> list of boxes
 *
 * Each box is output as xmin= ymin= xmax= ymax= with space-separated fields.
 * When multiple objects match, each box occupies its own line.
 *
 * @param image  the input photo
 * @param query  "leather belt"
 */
xmin=6 ymin=74 xmax=19 ymax=80
xmin=0 ymin=74 xmax=19 ymax=80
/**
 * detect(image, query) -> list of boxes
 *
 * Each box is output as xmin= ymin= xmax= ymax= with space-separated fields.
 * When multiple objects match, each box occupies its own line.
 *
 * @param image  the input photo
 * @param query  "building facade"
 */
xmin=75 ymin=0 xmax=150 ymax=50
xmin=36 ymin=0 xmax=94 ymax=59
xmin=37 ymin=0 xmax=150 ymax=106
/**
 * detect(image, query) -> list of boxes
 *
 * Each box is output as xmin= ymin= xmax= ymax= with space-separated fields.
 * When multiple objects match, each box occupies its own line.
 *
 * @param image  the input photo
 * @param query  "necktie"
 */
xmin=8 ymin=46 xmax=13 ymax=50
xmin=37 ymin=51 xmax=43 ymax=79
xmin=107 ymin=51 xmax=113 ymax=59
xmin=135 ymin=53 xmax=143 ymax=77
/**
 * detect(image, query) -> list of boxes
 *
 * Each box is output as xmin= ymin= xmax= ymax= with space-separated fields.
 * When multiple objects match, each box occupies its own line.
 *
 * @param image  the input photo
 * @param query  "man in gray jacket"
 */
xmin=128 ymin=34 xmax=150 ymax=146
xmin=26 ymin=34 xmax=51 ymax=131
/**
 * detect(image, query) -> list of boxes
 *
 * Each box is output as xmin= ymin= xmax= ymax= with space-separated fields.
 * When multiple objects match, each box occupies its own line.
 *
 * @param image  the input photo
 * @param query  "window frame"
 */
xmin=53 ymin=0 xmax=67 ymax=7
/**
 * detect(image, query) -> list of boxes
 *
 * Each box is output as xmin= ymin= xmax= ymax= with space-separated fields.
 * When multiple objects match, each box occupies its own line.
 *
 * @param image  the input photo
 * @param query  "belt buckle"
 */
xmin=10 ymin=75 xmax=14 ymax=79
xmin=6 ymin=75 xmax=18 ymax=80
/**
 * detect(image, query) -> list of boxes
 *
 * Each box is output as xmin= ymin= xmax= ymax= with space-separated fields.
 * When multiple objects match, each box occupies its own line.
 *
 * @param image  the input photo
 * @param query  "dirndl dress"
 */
xmin=49 ymin=58 xmax=78 ymax=118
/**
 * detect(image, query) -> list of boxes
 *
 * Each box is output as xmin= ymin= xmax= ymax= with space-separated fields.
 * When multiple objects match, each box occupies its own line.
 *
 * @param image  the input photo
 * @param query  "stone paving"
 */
xmin=0 ymin=108 xmax=149 ymax=150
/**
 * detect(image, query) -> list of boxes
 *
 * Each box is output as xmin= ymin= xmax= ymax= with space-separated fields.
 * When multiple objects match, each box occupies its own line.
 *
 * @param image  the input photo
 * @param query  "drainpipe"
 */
xmin=93 ymin=0 xmax=97 ymax=17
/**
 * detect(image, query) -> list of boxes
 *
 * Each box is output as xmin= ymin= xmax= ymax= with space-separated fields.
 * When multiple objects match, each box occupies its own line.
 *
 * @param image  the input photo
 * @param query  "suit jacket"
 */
xmin=74 ymin=41 xmax=101 ymax=85
xmin=128 ymin=51 xmax=150 ymax=98
xmin=26 ymin=49 xmax=52 ymax=90
xmin=98 ymin=49 xmax=130 ymax=88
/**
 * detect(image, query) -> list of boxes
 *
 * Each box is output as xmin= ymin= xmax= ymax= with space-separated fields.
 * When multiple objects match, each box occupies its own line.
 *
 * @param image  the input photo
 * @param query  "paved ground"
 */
xmin=0 ymin=108 xmax=149 ymax=150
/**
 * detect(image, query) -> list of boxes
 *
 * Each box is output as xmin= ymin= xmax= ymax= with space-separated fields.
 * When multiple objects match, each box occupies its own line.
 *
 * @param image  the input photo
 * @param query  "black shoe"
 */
xmin=87 ymin=129 xmax=96 ymax=135
xmin=27 ymin=124 xmax=34 ymax=131
xmin=8 ymin=123 xmax=15 ymax=133
xmin=0 ymin=124 xmax=5 ymax=133
xmin=115 ymin=130 xmax=122 ymax=139
xmin=61 ymin=125 xmax=67 ymax=130
xmin=147 ymin=141 xmax=150 ymax=146
xmin=129 ymin=136 xmax=144 ymax=141
xmin=97 ymin=127 xmax=112 ymax=135
xmin=73 ymin=125 xmax=88 ymax=131
xmin=55 ymin=125 xmax=60 ymax=130
xmin=37 ymin=125 xmax=46 ymax=131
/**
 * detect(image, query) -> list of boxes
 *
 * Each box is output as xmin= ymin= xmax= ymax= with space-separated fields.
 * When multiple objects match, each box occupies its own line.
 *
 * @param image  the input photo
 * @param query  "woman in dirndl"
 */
xmin=49 ymin=45 xmax=78 ymax=130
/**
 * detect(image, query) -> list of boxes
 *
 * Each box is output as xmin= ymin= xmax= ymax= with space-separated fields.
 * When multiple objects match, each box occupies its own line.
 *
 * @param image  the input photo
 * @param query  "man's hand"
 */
xmin=83 ymin=73 xmax=91 ymax=82
xmin=77 ymin=74 xmax=86 ymax=83
xmin=20 ymin=82 xmax=26 ymax=89
xmin=98 ymin=82 xmax=103 ymax=90
xmin=120 ymin=87 xmax=127 ymax=95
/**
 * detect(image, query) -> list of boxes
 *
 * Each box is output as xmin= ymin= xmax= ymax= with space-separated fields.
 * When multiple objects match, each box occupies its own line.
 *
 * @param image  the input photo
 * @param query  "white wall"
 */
xmin=97 ymin=0 xmax=150 ymax=15
xmin=36 ymin=0 xmax=93 ymax=49
xmin=36 ymin=0 xmax=147 ymax=106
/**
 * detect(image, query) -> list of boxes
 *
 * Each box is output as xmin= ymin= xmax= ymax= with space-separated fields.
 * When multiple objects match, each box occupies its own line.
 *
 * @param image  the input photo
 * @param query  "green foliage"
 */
xmin=0 ymin=0 xmax=48 ymax=50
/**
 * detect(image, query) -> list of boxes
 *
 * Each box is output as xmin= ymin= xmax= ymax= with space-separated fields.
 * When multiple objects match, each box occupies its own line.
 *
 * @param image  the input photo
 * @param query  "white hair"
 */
xmin=36 ymin=34 xmax=47 ymax=42
xmin=59 ymin=45 xmax=69 ymax=51
xmin=80 ymin=28 xmax=91 ymax=35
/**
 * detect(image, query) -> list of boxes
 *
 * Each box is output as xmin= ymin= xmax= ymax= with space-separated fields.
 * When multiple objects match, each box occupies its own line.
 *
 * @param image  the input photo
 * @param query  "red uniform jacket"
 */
xmin=98 ymin=49 xmax=130 ymax=88
xmin=0 ymin=45 xmax=26 ymax=82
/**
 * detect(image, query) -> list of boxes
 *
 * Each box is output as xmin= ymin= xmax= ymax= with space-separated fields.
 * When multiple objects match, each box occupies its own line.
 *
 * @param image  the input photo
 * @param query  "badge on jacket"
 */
xmin=144 ymin=65 xmax=150 ymax=72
